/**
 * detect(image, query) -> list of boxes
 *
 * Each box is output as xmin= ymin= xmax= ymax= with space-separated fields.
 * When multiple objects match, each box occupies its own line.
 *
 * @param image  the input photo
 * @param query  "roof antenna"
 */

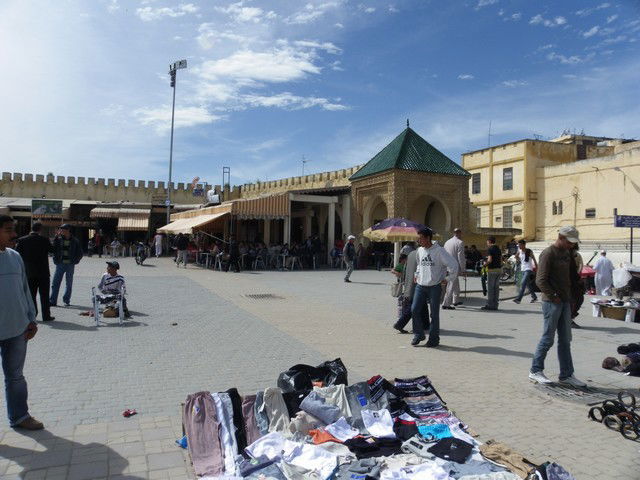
xmin=406 ymin=118 xmax=410 ymax=128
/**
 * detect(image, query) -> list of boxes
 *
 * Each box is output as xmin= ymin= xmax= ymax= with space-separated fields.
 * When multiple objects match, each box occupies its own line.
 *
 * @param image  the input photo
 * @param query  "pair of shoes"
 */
xmin=411 ymin=335 xmax=426 ymax=346
xmin=43 ymin=317 xmax=55 ymax=322
xmin=559 ymin=375 xmax=587 ymax=388
xmin=480 ymin=306 xmax=497 ymax=311
xmin=530 ymin=298 xmax=538 ymax=303
xmin=344 ymin=279 xmax=351 ymax=283
xmin=442 ymin=306 xmax=455 ymax=310
xmin=571 ymin=320 xmax=581 ymax=328
xmin=528 ymin=371 xmax=553 ymax=384
xmin=425 ymin=341 xmax=439 ymax=348
xmin=454 ymin=301 xmax=463 ymax=306
xmin=513 ymin=299 xmax=521 ymax=304
xmin=13 ymin=417 xmax=44 ymax=430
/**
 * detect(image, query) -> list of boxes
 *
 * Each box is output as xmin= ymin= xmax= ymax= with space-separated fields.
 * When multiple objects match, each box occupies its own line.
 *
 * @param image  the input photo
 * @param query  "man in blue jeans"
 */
xmin=0 ymin=215 xmax=44 ymax=430
xmin=50 ymin=224 xmax=83 ymax=307
xmin=529 ymin=226 xmax=586 ymax=387
xmin=513 ymin=239 xmax=538 ymax=304
xmin=411 ymin=228 xmax=458 ymax=348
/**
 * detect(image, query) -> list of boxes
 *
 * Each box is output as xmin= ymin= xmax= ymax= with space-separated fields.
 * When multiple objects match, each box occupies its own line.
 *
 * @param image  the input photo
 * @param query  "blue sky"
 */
xmin=1 ymin=0 xmax=639 ymax=186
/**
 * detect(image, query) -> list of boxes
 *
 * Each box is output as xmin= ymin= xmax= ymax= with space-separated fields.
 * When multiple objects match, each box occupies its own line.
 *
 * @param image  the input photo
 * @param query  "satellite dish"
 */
xmin=207 ymin=190 xmax=220 ymax=204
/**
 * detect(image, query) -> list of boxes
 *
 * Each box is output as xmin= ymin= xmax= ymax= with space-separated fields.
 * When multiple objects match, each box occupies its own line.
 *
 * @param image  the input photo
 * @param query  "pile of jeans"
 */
xmin=183 ymin=369 xmax=573 ymax=479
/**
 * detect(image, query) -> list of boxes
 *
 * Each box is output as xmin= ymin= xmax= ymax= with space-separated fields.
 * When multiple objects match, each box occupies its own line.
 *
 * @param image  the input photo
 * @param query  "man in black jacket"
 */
xmin=16 ymin=222 xmax=55 ymax=321
xmin=50 ymin=224 xmax=83 ymax=307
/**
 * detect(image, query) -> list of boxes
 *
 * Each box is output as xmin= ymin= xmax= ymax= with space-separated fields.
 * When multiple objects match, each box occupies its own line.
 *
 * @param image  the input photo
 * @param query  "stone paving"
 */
xmin=0 ymin=256 xmax=639 ymax=479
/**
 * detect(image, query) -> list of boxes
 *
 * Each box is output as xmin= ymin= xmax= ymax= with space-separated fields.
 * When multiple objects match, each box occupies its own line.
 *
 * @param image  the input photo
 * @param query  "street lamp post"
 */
xmin=166 ymin=59 xmax=187 ymax=227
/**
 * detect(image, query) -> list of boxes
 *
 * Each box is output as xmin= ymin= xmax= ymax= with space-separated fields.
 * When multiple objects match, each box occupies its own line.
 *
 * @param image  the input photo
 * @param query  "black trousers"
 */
xmin=28 ymin=276 xmax=52 ymax=320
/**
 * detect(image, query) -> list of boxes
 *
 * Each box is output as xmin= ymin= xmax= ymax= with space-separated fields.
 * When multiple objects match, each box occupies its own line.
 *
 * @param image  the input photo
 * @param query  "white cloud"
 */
xmin=173 ymin=35 xmax=182 ymax=40
xmin=501 ymin=80 xmax=528 ymax=87
xmin=458 ymin=74 xmax=474 ymax=80
xmin=293 ymin=40 xmax=342 ymax=54
xmin=576 ymin=3 xmax=610 ymax=17
xmin=547 ymin=51 xmax=594 ymax=65
xmin=475 ymin=0 xmax=498 ymax=9
xmin=285 ymin=2 xmax=341 ymax=25
xmin=358 ymin=4 xmax=376 ymax=13
xmin=537 ymin=43 xmax=554 ymax=51
xmin=329 ymin=60 xmax=344 ymax=71
xmin=335 ymin=22 xmax=344 ymax=28
xmin=606 ymin=14 xmax=618 ymax=24
xmin=502 ymin=12 xmax=521 ymax=22
xmin=388 ymin=5 xmax=399 ymax=13
xmin=242 ymin=93 xmax=347 ymax=111
xmin=133 ymin=106 xmax=221 ymax=132
xmin=214 ymin=2 xmax=276 ymax=23
xmin=601 ymin=35 xmax=627 ymax=45
xmin=136 ymin=3 xmax=198 ymax=21
xmin=196 ymin=24 xmax=251 ymax=50
xmin=529 ymin=14 xmax=567 ymax=28
xmin=107 ymin=0 xmax=119 ymax=13
xmin=583 ymin=26 xmax=600 ymax=38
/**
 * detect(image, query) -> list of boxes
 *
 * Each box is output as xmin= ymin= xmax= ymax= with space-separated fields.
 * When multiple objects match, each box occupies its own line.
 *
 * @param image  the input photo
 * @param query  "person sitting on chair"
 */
xmin=98 ymin=261 xmax=131 ymax=318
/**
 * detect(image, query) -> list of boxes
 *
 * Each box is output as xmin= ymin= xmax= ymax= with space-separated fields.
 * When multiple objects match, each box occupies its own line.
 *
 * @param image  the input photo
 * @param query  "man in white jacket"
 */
xmin=411 ymin=227 xmax=459 ymax=347
xmin=593 ymin=250 xmax=614 ymax=296
xmin=442 ymin=228 xmax=466 ymax=309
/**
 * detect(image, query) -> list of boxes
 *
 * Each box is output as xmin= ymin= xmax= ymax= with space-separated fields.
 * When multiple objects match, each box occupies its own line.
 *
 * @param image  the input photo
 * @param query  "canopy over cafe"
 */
xmin=159 ymin=125 xmax=519 ymax=260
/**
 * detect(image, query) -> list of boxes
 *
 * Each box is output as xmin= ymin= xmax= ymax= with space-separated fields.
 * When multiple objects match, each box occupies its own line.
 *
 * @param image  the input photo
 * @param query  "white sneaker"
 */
xmin=528 ymin=371 xmax=553 ymax=384
xmin=559 ymin=375 xmax=587 ymax=388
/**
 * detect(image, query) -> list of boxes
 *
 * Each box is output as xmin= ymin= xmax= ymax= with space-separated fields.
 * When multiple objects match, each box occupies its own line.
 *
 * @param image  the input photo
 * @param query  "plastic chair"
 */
xmin=92 ymin=285 xmax=125 ymax=326
xmin=289 ymin=256 xmax=303 ymax=271
xmin=253 ymin=256 xmax=266 ymax=270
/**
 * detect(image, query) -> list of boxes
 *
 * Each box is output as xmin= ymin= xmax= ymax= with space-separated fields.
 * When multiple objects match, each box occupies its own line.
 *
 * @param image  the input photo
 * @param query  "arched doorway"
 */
xmin=409 ymin=195 xmax=450 ymax=236
xmin=363 ymin=195 xmax=388 ymax=229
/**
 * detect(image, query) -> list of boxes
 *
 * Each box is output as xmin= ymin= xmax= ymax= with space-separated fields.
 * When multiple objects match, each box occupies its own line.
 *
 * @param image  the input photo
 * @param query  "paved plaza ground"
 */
xmin=0 ymin=256 xmax=639 ymax=479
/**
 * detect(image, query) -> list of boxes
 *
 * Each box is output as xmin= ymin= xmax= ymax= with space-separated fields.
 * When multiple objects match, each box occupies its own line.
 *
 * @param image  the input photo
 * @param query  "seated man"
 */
xmin=98 ymin=261 xmax=131 ymax=317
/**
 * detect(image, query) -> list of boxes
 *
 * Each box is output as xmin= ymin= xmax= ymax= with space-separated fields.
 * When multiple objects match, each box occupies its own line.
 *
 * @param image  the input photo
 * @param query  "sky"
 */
xmin=1 ymin=0 xmax=639 ymax=187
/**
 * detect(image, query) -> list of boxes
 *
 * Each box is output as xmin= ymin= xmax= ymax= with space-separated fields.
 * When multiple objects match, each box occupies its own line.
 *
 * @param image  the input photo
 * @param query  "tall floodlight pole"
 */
xmin=166 ymin=59 xmax=187 ymax=227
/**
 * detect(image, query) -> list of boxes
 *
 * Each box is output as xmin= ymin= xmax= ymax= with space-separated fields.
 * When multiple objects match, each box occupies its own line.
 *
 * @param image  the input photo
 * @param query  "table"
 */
xmin=592 ymin=300 xmax=640 ymax=323
xmin=197 ymin=252 xmax=214 ymax=269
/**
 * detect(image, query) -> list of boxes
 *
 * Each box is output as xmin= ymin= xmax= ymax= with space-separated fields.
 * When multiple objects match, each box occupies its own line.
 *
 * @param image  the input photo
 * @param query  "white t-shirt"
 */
xmin=518 ymin=250 xmax=534 ymax=272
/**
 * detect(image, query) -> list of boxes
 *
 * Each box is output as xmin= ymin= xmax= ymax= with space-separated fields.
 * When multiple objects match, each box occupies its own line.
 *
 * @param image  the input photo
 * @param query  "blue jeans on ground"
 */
xmin=531 ymin=301 xmax=574 ymax=379
xmin=0 ymin=334 xmax=30 ymax=426
xmin=50 ymin=264 xmax=75 ymax=305
xmin=515 ymin=270 xmax=537 ymax=302
xmin=411 ymin=284 xmax=442 ymax=344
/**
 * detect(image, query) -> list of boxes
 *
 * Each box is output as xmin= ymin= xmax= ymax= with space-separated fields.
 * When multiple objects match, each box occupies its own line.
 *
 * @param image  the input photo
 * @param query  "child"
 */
xmin=98 ymin=261 xmax=131 ymax=317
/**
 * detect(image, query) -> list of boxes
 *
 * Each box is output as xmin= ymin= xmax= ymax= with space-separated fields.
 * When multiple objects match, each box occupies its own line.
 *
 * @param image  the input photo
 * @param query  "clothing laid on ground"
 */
xmin=479 ymin=440 xmax=538 ymax=479
xmin=262 ymin=387 xmax=291 ymax=434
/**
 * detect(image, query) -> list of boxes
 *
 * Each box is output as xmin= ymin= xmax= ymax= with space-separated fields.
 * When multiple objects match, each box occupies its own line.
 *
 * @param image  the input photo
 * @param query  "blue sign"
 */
xmin=614 ymin=215 xmax=640 ymax=228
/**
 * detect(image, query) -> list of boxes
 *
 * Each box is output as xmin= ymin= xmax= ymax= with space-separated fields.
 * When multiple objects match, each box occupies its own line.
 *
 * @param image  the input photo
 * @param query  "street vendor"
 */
xmin=593 ymin=250 xmax=614 ymax=296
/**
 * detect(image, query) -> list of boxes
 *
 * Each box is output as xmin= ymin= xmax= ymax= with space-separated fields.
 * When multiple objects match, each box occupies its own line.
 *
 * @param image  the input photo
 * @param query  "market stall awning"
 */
xmin=233 ymin=194 xmax=290 ymax=219
xmin=118 ymin=215 xmax=150 ymax=232
xmin=90 ymin=207 xmax=150 ymax=219
xmin=158 ymin=212 xmax=228 ymax=234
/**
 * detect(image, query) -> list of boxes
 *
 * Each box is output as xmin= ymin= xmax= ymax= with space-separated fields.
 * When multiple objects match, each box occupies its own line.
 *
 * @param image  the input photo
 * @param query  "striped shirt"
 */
xmin=98 ymin=273 xmax=126 ymax=295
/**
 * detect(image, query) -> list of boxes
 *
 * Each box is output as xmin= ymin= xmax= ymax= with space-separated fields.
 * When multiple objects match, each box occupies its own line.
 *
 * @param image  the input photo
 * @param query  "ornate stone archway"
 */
xmin=409 ymin=194 xmax=451 ymax=236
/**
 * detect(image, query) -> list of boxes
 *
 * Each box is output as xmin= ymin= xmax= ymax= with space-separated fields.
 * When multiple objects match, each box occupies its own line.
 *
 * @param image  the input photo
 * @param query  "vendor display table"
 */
xmin=592 ymin=300 xmax=640 ymax=323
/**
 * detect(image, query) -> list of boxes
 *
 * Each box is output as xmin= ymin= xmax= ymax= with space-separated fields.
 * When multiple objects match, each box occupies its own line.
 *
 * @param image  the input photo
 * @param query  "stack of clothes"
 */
xmin=601 ymin=342 xmax=640 ymax=377
xmin=183 ymin=373 xmax=572 ymax=480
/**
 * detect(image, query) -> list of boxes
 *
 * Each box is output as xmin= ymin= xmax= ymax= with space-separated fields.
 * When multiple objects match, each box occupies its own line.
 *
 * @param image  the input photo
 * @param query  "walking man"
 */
xmin=513 ymin=239 xmax=538 ymax=304
xmin=50 ymin=224 xmax=83 ymax=307
xmin=593 ymin=250 xmax=614 ymax=296
xmin=0 ymin=215 xmax=44 ymax=430
xmin=175 ymin=233 xmax=189 ymax=268
xmin=529 ymin=226 xmax=586 ymax=387
xmin=442 ymin=228 xmax=465 ymax=310
xmin=393 ymin=248 xmax=428 ymax=334
xmin=226 ymin=235 xmax=240 ymax=273
xmin=153 ymin=231 xmax=163 ymax=258
xmin=481 ymin=236 xmax=502 ymax=311
xmin=16 ymin=222 xmax=55 ymax=321
xmin=411 ymin=228 xmax=458 ymax=348
xmin=343 ymin=235 xmax=356 ymax=283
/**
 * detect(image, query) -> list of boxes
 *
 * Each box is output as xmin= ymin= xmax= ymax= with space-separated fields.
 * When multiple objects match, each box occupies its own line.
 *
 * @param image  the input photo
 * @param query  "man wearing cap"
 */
xmin=343 ymin=235 xmax=356 ymax=283
xmin=442 ymin=228 xmax=465 ymax=310
xmin=50 ymin=224 xmax=83 ymax=307
xmin=411 ymin=227 xmax=458 ymax=347
xmin=593 ymin=250 xmax=614 ymax=296
xmin=98 ymin=261 xmax=131 ymax=317
xmin=529 ymin=226 xmax=586 ymax=387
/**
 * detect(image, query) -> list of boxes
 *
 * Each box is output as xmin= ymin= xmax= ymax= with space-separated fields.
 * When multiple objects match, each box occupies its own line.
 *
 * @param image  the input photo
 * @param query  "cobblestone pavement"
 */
xmin=1 ymin=256 xmax=639 ymax=479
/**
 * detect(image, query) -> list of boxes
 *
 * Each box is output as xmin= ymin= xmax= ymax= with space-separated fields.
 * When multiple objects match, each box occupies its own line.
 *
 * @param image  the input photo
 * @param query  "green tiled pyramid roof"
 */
xmin=350 ymin=127 xmax=470 ymax=180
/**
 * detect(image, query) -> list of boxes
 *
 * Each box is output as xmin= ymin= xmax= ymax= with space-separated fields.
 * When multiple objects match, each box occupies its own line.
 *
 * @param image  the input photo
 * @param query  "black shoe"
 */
xmin=453 ymin=302 xmax=463 ymax=306
xmin=393 ymin=324 xmax=409 ymax=334
xmin=442 ymin=306 xmax=455 ymax=310
xmin=513 ymin=299 xmax=521 ymax=304
xmin=530 ymin=298 xmax=538 ymax=303
xmin=425 ymin=341 xmax=439 ymax=348
xmin=43 ymin=317 xmax=55 ymax=322
xmin=571 ymin=320 xmax=581 ymax=328
xmin=481 ymin=306 xmax=497 ymax=311
xmin=411 ymin=335 xmax=426 ymax=346
xmin=344 ymin=279 xmax=351 ymax=283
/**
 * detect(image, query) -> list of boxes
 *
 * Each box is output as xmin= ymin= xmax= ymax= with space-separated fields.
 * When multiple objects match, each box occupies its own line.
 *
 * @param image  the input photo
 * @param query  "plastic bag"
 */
xmin=613 ymin=267 xmax=632 ymax=288
xmin=277 ymin=358 xmax=349 ymax=393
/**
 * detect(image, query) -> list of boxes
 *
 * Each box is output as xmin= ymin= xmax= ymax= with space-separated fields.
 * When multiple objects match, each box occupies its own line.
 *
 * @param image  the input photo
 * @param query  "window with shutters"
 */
xmin=472 ymin=173 xmax=481 ymax=194
xmin=503 ymin=206 xmax=513 ymax=228
xmin=503 ymin=168 xmax=513 ymax=191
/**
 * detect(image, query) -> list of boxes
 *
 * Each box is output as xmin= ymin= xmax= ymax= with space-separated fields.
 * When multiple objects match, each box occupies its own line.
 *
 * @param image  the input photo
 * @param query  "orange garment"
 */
xmin=309 ymin=428 xmax=343 ymax=445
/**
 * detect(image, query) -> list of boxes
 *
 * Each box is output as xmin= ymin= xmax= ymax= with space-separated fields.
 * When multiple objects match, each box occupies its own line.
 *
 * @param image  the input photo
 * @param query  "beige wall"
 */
xmin=535 ymin=147 xmax=640 ymax=242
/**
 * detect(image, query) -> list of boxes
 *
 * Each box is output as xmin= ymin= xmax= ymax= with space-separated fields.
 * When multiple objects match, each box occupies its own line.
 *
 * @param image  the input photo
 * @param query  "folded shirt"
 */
xmin=301 ymin=391 xmax=342 ymax=425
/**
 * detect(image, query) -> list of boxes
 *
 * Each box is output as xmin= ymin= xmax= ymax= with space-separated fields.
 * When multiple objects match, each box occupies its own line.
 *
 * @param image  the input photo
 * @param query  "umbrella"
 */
xmin=362 ymin=217 xmax=426 ymax=243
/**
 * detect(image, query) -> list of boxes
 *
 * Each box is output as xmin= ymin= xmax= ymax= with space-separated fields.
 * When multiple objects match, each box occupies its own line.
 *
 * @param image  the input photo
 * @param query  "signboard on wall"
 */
xmin=615 ymin=215 xmax=640 ymax=228
xmin=31 ymin=199 xmax=63 ymax=216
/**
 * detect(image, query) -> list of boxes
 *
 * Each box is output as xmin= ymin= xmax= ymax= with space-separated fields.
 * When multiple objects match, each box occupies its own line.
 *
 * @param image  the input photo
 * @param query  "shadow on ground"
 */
xmin=0 ymin=429 xmax=145 ymax=479
xmin=440 ymin=329 xmax=514 ymax=340
xmin=438 ymin=344 xmax=534 ymax=358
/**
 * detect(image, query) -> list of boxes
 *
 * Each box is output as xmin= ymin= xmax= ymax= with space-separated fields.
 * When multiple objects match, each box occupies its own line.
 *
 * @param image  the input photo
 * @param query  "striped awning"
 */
xmin=90 ymin=207 xmax=150 ymax=219
xmin=118 ymin=215 xmax=150 ymax=231
xmin=232 ymin=194 xmax=289 ymax=219
xmin=158 ymin=212 xmax=228 ymax=235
